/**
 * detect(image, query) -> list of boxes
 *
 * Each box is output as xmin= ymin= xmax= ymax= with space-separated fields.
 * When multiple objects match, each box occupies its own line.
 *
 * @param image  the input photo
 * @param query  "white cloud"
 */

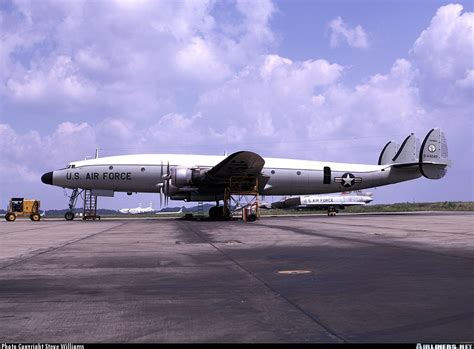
xmin=197 ymin=54 xmax=344 ymax=145
xmin=1 ymin=0 xmax=275 ymax=121
xmin=75 ymin=48 xmax=109 ymax=71
xmin=411 ymin=4 xmax=473 ymax=106
xmin=175 ymin=37 xmax=231 ymax=81
xmin=329 ymin=16 xmax=369 ymax=49
xmin=6 ymin=55 xmax=96 ymax=105
xmin=308 ymin=59 xmax=426 ymax=143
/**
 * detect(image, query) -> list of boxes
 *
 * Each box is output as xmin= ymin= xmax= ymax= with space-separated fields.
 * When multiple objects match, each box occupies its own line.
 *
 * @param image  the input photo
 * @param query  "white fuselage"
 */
xmin=299 ymin=194 xmax=373 ymax=206
xmin=45 ymin=153 xmax=421 ymax=201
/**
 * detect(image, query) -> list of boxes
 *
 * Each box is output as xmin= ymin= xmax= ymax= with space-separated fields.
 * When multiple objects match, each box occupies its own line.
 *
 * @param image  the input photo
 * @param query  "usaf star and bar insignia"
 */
xmin=334 ymin=172 xmax=362 ymax=188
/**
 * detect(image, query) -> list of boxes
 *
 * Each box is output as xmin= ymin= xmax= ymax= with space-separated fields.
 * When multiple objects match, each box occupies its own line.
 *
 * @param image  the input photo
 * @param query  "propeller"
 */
xmin=165 ymin=161 xmax=170 ymax=206
xmin=159 ymin=161 xmax=164 ymax=208
xmin=159 ymin=161 xmax=171 ymax=207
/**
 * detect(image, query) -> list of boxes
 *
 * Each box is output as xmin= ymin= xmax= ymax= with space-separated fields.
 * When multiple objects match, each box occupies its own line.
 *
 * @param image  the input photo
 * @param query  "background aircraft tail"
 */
xmin=380 ymin=128 xmax=450 ymax=179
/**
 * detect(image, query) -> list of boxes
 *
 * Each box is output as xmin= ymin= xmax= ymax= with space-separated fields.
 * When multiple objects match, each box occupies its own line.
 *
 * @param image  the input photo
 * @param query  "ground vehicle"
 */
xmin=5 ymin=198 xmax=41 ymax=221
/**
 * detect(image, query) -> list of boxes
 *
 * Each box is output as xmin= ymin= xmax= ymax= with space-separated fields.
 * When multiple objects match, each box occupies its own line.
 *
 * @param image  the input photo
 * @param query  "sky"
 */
xmin=0 ymin=0 xmax=473 ymax=210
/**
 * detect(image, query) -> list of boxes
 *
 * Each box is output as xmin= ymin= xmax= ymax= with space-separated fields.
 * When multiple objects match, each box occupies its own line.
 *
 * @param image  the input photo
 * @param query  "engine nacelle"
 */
xmin=171 ymin=167 xmax=206 ymax=187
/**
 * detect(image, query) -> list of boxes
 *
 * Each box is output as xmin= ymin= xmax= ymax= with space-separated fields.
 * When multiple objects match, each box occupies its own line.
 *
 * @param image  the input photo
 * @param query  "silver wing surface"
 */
xmin=206 ymin=151 xmax=265 ymax=180
xmin=199 ymin=151 xmax=267 ymax=194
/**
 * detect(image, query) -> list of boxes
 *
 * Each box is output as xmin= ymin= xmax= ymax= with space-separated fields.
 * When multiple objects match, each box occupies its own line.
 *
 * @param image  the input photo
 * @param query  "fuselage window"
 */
xmin=109 ymin=166 xmax=113 ymax=170
xmin=141 ymin=167 xmax=145 ymax=172
xmin=324 ymin=166 xmax=331 ymax=184
xmin=296 ymin=171 xmax=301 ymax=175
xmin=271 ymin=170 xmax=275 ymax=175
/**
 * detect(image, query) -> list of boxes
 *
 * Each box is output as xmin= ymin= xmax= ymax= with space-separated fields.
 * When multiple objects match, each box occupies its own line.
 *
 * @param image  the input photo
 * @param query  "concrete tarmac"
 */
xmin=0 ymin=212 xmax=473 ymax=343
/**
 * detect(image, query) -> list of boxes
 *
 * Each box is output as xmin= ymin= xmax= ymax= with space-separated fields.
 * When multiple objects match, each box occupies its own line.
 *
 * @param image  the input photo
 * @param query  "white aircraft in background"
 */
xmin=120 ymin=203 xmax=155 ymax=214
xmin=155 ymin=207 xmax=184 ymax=215
xmin=41 ymin=128 xmax=450 ymax=220
xmin=119 ymin=207 xmax=132 ymax=214
xmin=271 ymin=191 xmax=373 ymax=215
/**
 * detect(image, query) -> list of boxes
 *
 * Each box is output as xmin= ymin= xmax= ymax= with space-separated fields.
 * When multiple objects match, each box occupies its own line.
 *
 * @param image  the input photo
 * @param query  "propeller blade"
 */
xmin=160 ymin=161 xmax=163 ymax=208
xmin=166 ymin=161 xmax=170 ymax=206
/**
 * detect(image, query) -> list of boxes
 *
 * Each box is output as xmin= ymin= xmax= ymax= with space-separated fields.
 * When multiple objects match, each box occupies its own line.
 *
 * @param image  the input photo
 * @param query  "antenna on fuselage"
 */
xmin=95 ymin=147 xmax=100 ymax=159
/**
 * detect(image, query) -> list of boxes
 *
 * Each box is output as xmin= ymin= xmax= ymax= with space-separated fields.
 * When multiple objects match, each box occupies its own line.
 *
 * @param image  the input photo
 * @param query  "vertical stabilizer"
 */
xmin=419 ymin=128 xmax=450 ymax=179
xmin=378 ymin=141 xmax=399 ymax=165
xmin=392 ymin=133 xmax=418 ymax=164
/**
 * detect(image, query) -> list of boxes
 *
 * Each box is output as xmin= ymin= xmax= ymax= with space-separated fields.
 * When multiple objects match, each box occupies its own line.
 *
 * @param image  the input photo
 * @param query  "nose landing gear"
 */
xmin=64 ymin=188 xmax=83 ymax=221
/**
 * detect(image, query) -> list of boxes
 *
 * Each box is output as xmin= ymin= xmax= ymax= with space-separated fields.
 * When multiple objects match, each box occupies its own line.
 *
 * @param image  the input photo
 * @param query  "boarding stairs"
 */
xmin=83 ymin=190 xmax=100 ymax=220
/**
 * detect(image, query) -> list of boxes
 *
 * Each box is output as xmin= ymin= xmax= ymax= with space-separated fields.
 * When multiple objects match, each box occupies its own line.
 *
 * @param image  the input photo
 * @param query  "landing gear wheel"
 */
xmin=65 ymin=211 xmax=75 ymax=221
xmin=5 ymin=213 xmax=16 ymax=221
xmin=209 ymin=206 xmax=230 ymax=220
xmin=209 ymin=206 xmax=218 ymax=219
xmin=216 ymin=206 xmax=224 ymax=219
xmin=30 ymin=214 xmax=41 ymax=221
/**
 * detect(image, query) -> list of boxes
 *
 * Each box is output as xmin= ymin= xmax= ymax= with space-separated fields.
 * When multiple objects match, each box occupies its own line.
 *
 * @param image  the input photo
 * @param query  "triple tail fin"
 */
xmin=379 ymin=128 xmax=451 ymax=180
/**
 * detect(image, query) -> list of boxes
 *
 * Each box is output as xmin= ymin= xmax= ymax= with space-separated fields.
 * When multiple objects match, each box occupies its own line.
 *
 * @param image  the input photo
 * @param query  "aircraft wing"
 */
xmin=206 ymin=151 xmax=265 ymax=179
xmin=191 ymin=151 xmax=266 ymax=193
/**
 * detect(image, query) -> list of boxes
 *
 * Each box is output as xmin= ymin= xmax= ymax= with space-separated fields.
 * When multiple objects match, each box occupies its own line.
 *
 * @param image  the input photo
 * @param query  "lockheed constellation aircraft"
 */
xmin=41 ymin=128 xmax=450 ymax=220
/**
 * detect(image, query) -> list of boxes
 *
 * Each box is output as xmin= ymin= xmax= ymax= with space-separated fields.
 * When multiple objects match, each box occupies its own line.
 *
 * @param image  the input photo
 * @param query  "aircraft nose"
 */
xmin=41 ymin=171 xmax=53 ymax=185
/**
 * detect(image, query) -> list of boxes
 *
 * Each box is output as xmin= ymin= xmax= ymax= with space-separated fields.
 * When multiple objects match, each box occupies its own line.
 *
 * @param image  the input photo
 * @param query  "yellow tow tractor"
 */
xmin=5 ymin=198 xmax=42 ymax=222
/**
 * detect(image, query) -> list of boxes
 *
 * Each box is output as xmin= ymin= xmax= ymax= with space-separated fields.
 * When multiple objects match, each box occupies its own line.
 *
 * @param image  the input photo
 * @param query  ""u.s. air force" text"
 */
xmin=66 ymin=172 xmax=132 ymax=180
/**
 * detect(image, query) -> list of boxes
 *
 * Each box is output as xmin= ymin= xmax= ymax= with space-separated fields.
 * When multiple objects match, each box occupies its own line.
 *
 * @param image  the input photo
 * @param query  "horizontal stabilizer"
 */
xmin=392 ymin=133 xmax=418 ymax=164
xmin=419 ymin=128 xmax=450 ymax=179
xmin=378 ymin=141 xmax=398 ymax=165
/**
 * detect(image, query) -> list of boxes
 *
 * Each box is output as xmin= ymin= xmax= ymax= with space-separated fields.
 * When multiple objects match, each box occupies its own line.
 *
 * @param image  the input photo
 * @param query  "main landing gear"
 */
xmin=327 ymin=206 xmax=339 ymax=216
xmin=208 ymin=201 xmax=230 ymax=220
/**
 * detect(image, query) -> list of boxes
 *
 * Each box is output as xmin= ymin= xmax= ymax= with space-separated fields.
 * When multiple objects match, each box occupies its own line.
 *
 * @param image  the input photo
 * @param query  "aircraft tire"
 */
xmin=216 ymin=206 xmax=224 ymax=219
xmin=209 ymin=206 xmax=217 ymax=219
xmin=65 ymin=211 xmax=75 ymax=221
